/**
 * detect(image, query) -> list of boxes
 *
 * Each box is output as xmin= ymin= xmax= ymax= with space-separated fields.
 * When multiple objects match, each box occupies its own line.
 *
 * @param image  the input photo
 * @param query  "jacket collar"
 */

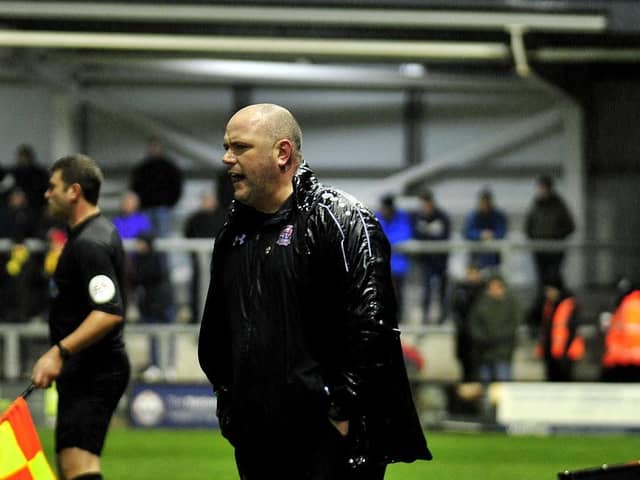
xmin=226 ymin=161 xmax=319 ymax=226
xmin=229 ymin=194 xmax=295 ymax=232
xmin=292 ymin=161 xmax=320 ymax=214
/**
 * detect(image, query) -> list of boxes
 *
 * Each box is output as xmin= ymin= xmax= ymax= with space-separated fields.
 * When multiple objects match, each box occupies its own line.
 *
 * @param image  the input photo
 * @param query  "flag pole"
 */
xmin=20 ymin=382 xmax=35 ymax=399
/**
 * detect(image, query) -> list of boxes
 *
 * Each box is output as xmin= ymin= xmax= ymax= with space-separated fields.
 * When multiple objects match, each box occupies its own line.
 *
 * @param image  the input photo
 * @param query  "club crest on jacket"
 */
xmin=276 ymin=225 xmax=294 ymax=246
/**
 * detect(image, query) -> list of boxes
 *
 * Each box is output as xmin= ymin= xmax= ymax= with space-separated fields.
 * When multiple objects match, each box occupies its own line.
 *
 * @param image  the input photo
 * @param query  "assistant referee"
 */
xmin=32 ymin=154 xmax=130 ymax=480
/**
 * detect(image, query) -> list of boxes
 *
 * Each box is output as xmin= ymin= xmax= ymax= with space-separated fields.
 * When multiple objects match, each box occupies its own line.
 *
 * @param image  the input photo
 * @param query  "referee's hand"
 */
xmin=32 ymin=347 xmax=63 ymax=388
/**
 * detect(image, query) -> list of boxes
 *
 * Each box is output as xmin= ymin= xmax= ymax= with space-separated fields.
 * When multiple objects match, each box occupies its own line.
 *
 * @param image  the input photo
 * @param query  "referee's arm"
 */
xmin=32 ymin=310 xmax=123 ymax=388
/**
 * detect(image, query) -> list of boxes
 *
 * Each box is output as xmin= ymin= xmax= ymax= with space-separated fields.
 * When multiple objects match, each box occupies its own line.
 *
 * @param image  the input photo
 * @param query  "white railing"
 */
xmin=0 ymin=322 xmax=201 ymax=380
xmin=0 ymin=320 xmax=600 ymax=381
xmin=0 ymin=238 xmax=635 ymax=380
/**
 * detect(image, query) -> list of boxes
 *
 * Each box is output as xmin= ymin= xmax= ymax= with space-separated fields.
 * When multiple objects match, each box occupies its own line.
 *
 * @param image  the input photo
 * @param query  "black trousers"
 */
xmin=533 ymin=252 xmax=565 ymax=289
xmin=545 ymin=357 xmax=574 ymax=382
xmin=456 ymin=331 xmax=475 ymax=382
xmin=234 ymin=421 xmax=386 ymax=480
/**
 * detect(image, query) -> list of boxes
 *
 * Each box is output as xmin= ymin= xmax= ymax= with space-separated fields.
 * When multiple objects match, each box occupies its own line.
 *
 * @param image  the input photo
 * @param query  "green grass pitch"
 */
xmin=39 ymin=429 xmax=640 ymax=479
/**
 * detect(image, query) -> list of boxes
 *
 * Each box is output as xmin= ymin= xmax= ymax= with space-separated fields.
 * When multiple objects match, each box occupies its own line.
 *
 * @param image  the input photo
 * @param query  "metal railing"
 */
xmin=0 ymin=237 xmax=636 ymax=380
xmin=0 ymin=320 xmax=601 ymax=381
xmin=0 ymin=322 xmax=200 ymax=380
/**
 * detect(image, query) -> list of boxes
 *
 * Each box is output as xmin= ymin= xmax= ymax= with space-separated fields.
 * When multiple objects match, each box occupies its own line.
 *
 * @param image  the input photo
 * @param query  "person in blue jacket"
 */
xmin=376 ymin=194 xmax=412 ymax=322
xmin=463 ymin=189 xmax=507 ymax=270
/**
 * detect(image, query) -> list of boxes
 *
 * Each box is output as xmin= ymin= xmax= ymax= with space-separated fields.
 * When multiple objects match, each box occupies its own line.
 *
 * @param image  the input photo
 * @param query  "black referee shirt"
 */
xmin=49 ymin=213 xmax=126 ymax=356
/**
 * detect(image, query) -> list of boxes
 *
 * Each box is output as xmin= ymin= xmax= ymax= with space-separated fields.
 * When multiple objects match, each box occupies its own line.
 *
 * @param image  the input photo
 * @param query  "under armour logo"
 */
xmin=233 ymin=234 xmax=247 ymax=246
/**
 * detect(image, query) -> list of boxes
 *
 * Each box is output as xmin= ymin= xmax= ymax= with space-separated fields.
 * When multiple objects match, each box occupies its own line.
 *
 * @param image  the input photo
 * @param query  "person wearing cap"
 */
xmin=463 ymin=188 xmax=507 ymax=270
xmin=412 ymin=189 xmax=451 ymax=324
xmin=524 ymin=175 xmax=575 ymax=297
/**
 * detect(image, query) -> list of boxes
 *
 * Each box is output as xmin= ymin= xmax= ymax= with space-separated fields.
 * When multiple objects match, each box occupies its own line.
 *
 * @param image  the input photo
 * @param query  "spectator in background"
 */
xmin=535 ymin=277 xmax=585 ymax=382
xmin=450 ymin=263 xmax=484 ymax=382
xmin=11 ymin=144 xmax=49 ymax=226
xmin=376 ymin=194 xmax=413 ymax=321
xmin=463 ymin=188 xmax=507 ymax=271
xmin=184 ymin=190 xmax=227 ymax=238
xmin=2 ymin=187 xmax=38 ymax=242
xmin=112 ymin=191 xmax=153 ymax=323
xmin=129 ymin=233 xmax=175 ymax=381
xmin=19 ymin=227 xmax=69 ymax=378
xmin=0 ymin=187 xmax=54 ymax=375
xmin=524 ymin=175 xmax=575 ymax=294
xmin=0 ymin=188 xmax=40 ymax=324
xmin=469 ymin=274 xmax=520 ymax=383
xmin=0 ymin=242 xmax=33 ymax=324
xmin=130 ymin=137 xmax=184 ymax=237
xmin=601 ymin=277 xmax=640 ymax=382
xmin=184 ymin=190 xmax=226 ymax=321
xmin=412 ymin=189 xmax=451 ymax=324
xmin=112 ymin=191 xmax=152 ymax=240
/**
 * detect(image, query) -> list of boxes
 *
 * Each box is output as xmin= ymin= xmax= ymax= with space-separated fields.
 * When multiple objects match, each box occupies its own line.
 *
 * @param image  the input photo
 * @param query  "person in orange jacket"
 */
xmin=601 ymin=278 xmax=640 ymax=382
xmin=535 ymin=277 xmax=585 ymax=381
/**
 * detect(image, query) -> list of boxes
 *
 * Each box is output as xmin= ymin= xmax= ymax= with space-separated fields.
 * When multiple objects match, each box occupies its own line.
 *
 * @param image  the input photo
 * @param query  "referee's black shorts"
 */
xmin=55 ymin=349 xmax=130 ymax=455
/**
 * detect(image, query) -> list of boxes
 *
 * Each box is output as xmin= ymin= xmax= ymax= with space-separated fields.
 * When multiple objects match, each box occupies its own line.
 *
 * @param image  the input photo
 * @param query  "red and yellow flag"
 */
xmin=0 ymin=397 xmax=56 ymax=480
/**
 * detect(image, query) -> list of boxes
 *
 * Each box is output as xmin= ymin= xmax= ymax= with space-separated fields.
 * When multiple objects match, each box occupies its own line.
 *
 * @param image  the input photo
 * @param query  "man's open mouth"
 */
xmin=229 ymin=173 xmax=245 ymax=183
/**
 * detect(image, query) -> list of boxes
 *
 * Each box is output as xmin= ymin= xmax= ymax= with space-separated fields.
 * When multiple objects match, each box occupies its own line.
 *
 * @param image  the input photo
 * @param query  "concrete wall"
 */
xmin=0 ymin=83 xmax=51 ymax=167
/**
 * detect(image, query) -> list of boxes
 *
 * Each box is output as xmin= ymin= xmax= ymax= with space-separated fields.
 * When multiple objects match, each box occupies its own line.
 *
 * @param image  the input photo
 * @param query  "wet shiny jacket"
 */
xmin=198 ymin=163 xmax=431 ymax=464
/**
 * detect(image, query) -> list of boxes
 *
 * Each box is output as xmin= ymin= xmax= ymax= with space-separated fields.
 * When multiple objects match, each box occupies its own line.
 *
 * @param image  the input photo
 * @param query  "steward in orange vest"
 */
xmin=601 ymin=288 xmax=640 ymax=382
xmin=538 ymin=280 xmax=585 ymax=381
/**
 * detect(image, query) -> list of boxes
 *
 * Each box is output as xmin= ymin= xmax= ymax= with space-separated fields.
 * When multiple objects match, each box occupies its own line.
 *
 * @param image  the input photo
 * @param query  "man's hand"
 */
xmin=330 ymin=418 xmax=350 ymax=437
xmin=32 ymin=347 xmax=63 ymax=388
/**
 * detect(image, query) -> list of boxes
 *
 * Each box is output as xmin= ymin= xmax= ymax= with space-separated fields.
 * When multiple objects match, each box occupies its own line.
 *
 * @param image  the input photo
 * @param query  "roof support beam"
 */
xmin=373 ymin=108 xmax=563 ymax=195
xmin=0 ymin=3 xmax=607 ymax=32
xmin=0 ymin=30 xmax=510 ymax=62
xmin=29 ymin=63 xmax=219 ymax=169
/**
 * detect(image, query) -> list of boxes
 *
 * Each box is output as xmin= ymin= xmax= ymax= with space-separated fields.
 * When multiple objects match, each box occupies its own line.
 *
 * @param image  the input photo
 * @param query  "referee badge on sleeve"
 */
xmin=88 ymin=274 xmax=116 ymax=304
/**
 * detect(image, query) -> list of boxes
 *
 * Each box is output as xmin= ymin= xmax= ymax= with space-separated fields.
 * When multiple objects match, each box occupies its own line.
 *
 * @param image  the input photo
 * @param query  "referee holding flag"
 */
xmin=32 ymin=154 xmax=130 ymax=480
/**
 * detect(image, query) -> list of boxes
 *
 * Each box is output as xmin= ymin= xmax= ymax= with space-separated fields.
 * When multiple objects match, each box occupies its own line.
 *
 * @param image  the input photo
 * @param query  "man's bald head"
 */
xmin=222 ymin=103 xmax=302 ymax=212
xmin=233 ymin=104 xmax=303 ymax=165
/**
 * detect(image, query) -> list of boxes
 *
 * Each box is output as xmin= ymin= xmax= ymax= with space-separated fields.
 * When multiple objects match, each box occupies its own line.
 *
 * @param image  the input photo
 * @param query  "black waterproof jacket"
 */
xmin=198 ymin=163 xmax=431 ymax=464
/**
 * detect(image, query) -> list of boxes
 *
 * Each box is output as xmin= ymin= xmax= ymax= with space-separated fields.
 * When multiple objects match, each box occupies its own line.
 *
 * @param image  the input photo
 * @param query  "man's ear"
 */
xmin=68 ymin=182 xmax=82 ymax=201
xmin=275 ymin=139 xmax=293 ymax=170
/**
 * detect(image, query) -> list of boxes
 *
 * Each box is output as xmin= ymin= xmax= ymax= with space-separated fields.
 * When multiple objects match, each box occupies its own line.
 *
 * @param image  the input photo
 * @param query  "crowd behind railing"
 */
xmin=0 ymin=140 xmax=224 ymax=381
xmin=1 ymin=141 xmax=639 ymax=386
